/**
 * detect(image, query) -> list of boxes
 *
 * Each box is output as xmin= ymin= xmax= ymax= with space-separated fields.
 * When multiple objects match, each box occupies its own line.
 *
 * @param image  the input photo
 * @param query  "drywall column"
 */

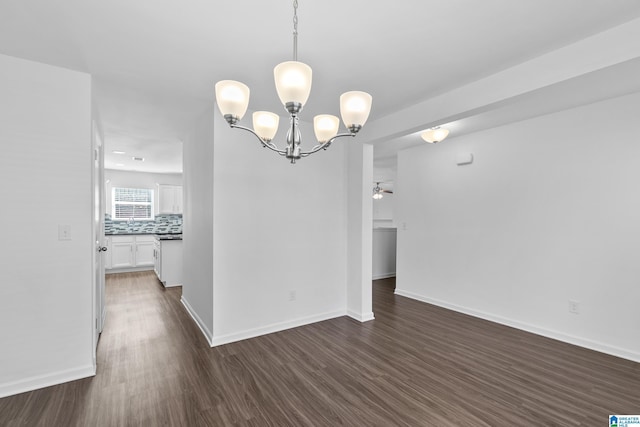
xmin=0 ymin=54 xmax=94 ymax=397
xmin=181 ymin=106 xmax=215 ymax=344
xmin=347 ymin=142 xmax=374 ymax=321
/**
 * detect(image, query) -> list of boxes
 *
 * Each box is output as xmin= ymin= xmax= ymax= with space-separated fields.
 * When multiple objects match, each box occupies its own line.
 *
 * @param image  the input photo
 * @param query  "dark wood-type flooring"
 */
xmin=1 ymin=272 xmax=639 ymax=426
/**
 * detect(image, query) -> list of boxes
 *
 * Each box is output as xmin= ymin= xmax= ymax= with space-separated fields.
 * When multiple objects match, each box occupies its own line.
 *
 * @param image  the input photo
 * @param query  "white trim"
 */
xmin=347 ymin=310 xmax=375 ymax=322
xmin=394 ymin=288 xmax=640 ymax=363
xmin=372 ymin=272 xmax=396 ymax=280
xmin=163 ymin=282 xmax=182 ymax=288
xmin=0 ymin=365 xmax=95 ymax=399
xmin=181 ymin=296 xmax=213 ymax=346
xmin=105 ymin=266 xmax=154 ymax=274
xmin=211 ymin=310 xmax=346 ymax=347
xmin=101 ymin=306 xmax=107 ymax=333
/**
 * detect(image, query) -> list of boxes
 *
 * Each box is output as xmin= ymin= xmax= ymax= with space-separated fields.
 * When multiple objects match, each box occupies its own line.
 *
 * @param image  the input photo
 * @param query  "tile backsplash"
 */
xmin=105 ymin=213 xmax=182 ymax=235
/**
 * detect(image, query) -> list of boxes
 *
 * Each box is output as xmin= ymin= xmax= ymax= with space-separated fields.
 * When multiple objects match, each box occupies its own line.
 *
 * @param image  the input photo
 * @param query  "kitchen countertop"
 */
xmin=106 ymin=232 xmax=183 ymax=240
xmin=106 ymin=232 xmax=153 ymax=235
xmin=156 ymin=234 xmax=183 ymax=240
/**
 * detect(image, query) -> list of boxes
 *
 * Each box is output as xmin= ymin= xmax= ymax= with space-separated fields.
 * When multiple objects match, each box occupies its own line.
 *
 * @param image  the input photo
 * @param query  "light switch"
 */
xmin=58 ymin=225 xmax=71 ymax=240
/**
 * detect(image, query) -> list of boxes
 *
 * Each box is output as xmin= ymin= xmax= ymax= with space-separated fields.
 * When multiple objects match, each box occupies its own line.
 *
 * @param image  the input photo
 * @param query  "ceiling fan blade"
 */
xmin=382 ymin=190 xmax=393 ymax=194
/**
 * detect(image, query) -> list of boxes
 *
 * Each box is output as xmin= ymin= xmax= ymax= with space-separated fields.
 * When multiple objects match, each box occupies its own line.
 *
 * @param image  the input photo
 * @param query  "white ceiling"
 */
xmin=1 ymin=0 xmax=640 ymax=175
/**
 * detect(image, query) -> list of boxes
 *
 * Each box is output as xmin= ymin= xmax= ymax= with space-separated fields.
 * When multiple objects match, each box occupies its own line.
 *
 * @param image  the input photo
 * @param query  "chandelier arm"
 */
xmin=299 ymin=144 xmax=325 ymax=157
xmin=299 ymin=132 xmax=355 ymax=157
xmin=230 ymin=124 xmax=288 ymax=155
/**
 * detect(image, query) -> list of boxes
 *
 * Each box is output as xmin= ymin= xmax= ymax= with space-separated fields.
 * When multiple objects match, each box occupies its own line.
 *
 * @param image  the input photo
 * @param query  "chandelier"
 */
xmin=214 ymin=0 xmax=373 ymax=164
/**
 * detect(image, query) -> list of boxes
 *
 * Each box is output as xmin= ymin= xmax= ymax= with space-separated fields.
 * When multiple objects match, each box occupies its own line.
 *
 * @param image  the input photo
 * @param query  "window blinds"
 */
xmin=113 ymin=187 xmax=153 ymax=220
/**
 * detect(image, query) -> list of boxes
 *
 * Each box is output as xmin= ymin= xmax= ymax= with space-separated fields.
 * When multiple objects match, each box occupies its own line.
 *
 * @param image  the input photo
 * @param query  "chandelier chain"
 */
xmin=293 ymin=0 xmax=298 ymax=61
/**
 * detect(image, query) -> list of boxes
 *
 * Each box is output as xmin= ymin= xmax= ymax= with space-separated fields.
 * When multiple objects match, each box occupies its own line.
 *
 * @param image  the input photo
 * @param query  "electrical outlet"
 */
xmin=402 ymin=222 xmax=407 ymax=231
xmin=568 ymin=300 xmax=580 ymax=314
xmin=288 ymin=290 xmax=296 ymax=302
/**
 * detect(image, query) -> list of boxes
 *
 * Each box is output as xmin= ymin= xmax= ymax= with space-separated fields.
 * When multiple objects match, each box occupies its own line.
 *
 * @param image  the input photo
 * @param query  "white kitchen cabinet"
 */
xmin=153 ymin=238 xmax=161 ymax=278
xmin=107 ymin=235 xmax=156 ymax=271
xmin=110 ymin=236 xmax=135 ymax=269
xmin=175 ymin=186 xmax=183 ymax=213
xmin=153 ymin=236 xmax=183 ymax=287
xmin=158 ymin=184 xmax=183 ymax=214
xmin=135 ymin=235 xmax=155 ymax=267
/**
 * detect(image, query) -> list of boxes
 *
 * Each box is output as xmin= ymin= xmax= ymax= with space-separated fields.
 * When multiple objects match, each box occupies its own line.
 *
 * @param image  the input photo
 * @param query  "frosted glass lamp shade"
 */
xmin=252 ymin=111 xmax=280 ymax=141
xmin=340 ymin=91 xmax=372 ymax=129
xmin=421 ymin=127 xmax=450 ymax=143
xmin=273 ymin=61 xmax=313 ymax=106
xmin=215 ymin=80 xmax=250 ymax=120
xmin=373 ymin=192 xmax=383 ymax=200
xmin=313 ymin=115 xmax=340 ymax=143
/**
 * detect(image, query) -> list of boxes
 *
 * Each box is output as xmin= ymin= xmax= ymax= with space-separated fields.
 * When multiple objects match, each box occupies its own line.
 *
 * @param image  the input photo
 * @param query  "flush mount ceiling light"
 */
xmin=421 ymin=127 xmax=450 ymax=144
xmin=214 ymin=0 xmax=372 ymax=164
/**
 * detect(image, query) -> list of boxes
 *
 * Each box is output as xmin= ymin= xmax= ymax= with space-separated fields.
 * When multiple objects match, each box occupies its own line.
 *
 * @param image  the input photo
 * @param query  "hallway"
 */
xmin=1 ymin=272 xmax=638 ymax=425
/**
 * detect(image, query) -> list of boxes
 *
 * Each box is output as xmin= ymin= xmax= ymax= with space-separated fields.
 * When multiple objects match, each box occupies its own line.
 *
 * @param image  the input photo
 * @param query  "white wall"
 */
xmin=373 ymin=193 xmax=394 ymax=223
xmin=396 ymin=92 xmax=640 ymax=362
xmin=104 ymin=169 xmax=182 ymax=216
xmin=372 ymin=192 xmax=396 ymax=279
xmin=181 ymin=104 xmax=373 ymax=346
xmin=211 ymin=108 xmax=351 ymax=345
xmin=181 ymin=107 xmax=215 ymax=343
xmin=373 ymin=229 xmax=396 ymax=280
xmin=372 ymin=166 xmax=396 ymax=276
xmin=0 ymin=54 xmax=94 ymax=397
xmin=372 ymin=163 xmax=396 ymax=227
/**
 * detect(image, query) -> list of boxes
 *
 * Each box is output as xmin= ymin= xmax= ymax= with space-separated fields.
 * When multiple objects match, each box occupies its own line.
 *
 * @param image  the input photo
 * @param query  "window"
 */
xmin=112 ymin=187 xmax=154 ymax=221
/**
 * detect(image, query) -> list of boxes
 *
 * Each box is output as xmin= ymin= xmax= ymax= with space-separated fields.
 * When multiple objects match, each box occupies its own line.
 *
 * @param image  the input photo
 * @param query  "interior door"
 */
xmin=93 ymin=122 xmax=106 ymax=350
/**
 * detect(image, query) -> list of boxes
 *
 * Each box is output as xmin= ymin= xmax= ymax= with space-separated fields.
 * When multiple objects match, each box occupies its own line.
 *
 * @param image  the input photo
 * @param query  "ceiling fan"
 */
xmin=372 ymin=182 xmax=393 ymax=200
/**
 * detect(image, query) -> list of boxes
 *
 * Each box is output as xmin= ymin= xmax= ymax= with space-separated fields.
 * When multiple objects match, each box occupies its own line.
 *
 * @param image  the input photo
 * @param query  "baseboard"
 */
xmin=347 ymin=310 xmax=375 ymax=322
xmin=372 ymin=272 xmax=396 ymax=280
xmin=394 ymin=288 xmax=640 ymax=363
xmin=180 ymin=296 xmax=213 ymax=346
xmin=106 ymin=266 xmax=154 ymax=274
xmin=0 ymin=364 xmax=95 ymax=399
xmin=211 ymin=310 xmax=346 ymax=347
